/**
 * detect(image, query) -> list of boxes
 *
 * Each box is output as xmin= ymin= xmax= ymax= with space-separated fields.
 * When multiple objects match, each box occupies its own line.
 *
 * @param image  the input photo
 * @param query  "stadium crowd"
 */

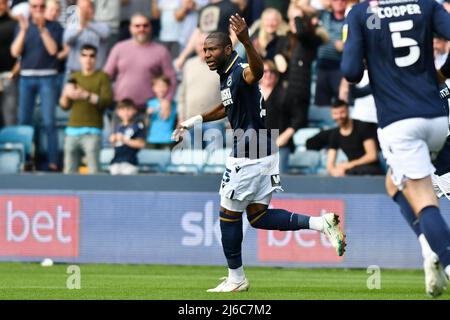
xmin=0 ymin=0 xmax=449 ymax=175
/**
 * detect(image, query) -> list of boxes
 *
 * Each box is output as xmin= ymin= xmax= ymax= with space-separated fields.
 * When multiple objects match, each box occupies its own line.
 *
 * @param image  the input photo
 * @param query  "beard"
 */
xmin=340 ymin=117 xmax=351 ymax=127
xmin=133 ymin=34 xmax=149 ymax=44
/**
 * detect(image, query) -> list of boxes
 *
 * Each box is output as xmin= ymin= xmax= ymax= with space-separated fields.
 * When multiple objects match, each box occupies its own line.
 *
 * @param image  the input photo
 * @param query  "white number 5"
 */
xmin=389 ymin=20 xmax=420 ymax=67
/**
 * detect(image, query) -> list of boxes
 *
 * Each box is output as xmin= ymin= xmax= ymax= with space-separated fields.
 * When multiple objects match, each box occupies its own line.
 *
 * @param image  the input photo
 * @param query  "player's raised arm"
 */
xmin=341 ymin=7 xmax=365 ymax=83
xmin=229 ymin=14 xmax=263 ymax=85
xmin=171 ymin=103 xmax=227 ymax=142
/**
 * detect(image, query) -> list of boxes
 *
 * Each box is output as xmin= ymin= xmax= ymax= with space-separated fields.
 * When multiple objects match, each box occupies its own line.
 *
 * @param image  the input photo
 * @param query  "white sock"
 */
xmin=445 ymin=265 xmax=450 ymax=279
xmin=228 ymin=266 xmax=245 ymax=283
xmin=309 ymin=217 xmax=323 ymax=232
xmin=418 ymin=234 xmax=437 ymax=260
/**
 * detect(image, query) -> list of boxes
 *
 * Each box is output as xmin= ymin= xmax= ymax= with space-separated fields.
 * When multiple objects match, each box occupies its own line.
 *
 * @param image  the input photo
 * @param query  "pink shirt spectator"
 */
xmin=103 ymin=39 xmax=177 ymax=108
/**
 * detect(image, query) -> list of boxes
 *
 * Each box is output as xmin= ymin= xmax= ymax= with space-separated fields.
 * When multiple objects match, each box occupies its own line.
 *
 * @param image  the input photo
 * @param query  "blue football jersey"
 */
xmin=219 ymin=51 xmax=274 ymax=159
xmin=111 ymin=121 xmax=146 ymax=166
xmin=341 ymin=0 xmax=450 ymax=128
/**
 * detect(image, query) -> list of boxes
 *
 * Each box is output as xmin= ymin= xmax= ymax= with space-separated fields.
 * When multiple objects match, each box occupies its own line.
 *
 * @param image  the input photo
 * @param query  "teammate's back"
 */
xmin=341 ymin=0 xmax=450 ymax=128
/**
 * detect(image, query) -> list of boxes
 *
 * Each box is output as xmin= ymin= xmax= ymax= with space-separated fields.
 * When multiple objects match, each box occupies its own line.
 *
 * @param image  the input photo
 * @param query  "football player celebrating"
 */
xmin=433 ymin=54 xmax=450 ymax=200
xmin=342 ymin=0 xmax=450 ymax=297
xmin=173 ymin=14 xmax=346 ymax=292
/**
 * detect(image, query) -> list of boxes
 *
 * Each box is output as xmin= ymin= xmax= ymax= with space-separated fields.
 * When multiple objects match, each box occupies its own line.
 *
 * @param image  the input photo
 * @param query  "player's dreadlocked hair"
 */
xmin=206 ymin=32 xmax=232 ymax=49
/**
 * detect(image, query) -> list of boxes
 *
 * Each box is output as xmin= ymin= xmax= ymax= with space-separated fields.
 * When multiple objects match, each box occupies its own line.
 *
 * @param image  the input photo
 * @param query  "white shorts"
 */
xmin=109 ymin=162 xmax=139 ymax=175
xmin=219 ymin=153 xmax=283 ymax=212
xmin=377 ymin=117 xmax=448 ymax=190
xmin=432 ymin=172 xmax=450 ymax=199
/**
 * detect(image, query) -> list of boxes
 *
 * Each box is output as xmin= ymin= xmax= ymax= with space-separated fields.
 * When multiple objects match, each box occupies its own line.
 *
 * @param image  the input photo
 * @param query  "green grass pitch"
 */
xmin=0 ymin=262 xmax=448 ymax=300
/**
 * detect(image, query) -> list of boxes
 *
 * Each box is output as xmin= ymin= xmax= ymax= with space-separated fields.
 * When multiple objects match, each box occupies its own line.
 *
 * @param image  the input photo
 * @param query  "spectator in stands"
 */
xmin=104 ymin=13 xmax=177 ymax=114
xmin=310 ymin=81 xmax=377 ymax=138
xmin=119 ymin=0 xmax=151 ymax=41
xmin=151 ymin=0 xmax=183 ymax=58
xmin=44 ymin=0 xmax=61 ymax=20
xmin=249 ymin=7 xmax=288 ymax=60
xmin=177 ymin=31 xmax=223 ymax=149
xmin=305 ymin=127 xmax=332 ymax=150
xmin=175 ymin=0 xmax=208 ymax=52
xmin=109 ymin=98 xmax=145 ymax=175
xmin=146 ymin=75 xmax=177 ymax=149
xmin=93 ymin=0 xmax=121 ymax=54
xmin=273 ymin=3 xmax=327 ymax=130
xmin=59 ymin=44 xmax=113 ymax=174
xmin=232 ymin=0 xmax=265 ymax=27
xmin=11 ymin=0 xmax=63 ymax=171
xmin=175 ymin=0 xmax=240 ymax=70
xmin=313 ymin=0 xmax=346 ymax=107
xmin=45 ymin=0 xmax=68 ymax=97
xmin=326 ymin=99 xmax=382 ymax=176
xmin=64 ymin=0 xmax=110 ymax=73
xmin=260 ymin=60 xmax=292 ymax=173
xmin=262 ymin=0 xmax=290 ymax=19
xmin=0 ymin=0 xmax=18 ymax=128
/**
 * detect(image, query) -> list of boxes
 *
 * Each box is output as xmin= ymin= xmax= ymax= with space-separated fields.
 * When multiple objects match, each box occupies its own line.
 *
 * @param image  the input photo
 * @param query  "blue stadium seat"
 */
xmin=288 ymin=150 xmax=321 ymax=174
xmin=137 ymin=149 xmax=171 ymax=173
xmin=0 ymin=125 xmax=34 ymax=157
xmin=0 ymin=125 xmax=34 ymax=166
xmin=99 ymin=148 xmax=115 ymax=172
xmin=165 ymin=149 xmax=208 ymax=174
xmin=0 ymin=142 xmax=24 ymax=168
xmin=203 ymin=148 xmax=231 ymax=174
xmin=0 ymin=149 xmax=22 ymax=174
xmin=293 ymin=128 xmax=321 ymax=150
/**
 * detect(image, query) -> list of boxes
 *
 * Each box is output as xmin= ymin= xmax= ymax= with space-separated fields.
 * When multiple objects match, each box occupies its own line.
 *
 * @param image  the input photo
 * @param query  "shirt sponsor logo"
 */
xmin=221 ymin=88 xmax=233 ymax=106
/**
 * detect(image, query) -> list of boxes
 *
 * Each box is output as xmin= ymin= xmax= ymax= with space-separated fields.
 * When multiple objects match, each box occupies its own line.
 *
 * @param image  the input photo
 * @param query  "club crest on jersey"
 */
xmin=227 ymin=75 xmax=232 ymax=87
xmin=124 ymin=127 xmax=135 ymax=139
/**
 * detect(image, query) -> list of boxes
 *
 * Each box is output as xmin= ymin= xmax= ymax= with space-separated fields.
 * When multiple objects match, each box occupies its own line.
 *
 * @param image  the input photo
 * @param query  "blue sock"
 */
xmin=393 ymin=191 xmax=421 ymax=237
xmin=219 ymin=211 xmax=243 ymax=269
xmin=247 ymin=208 xmax=310 ymax=231
xmin=419 ymin=206 xmax=450 ymax=267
